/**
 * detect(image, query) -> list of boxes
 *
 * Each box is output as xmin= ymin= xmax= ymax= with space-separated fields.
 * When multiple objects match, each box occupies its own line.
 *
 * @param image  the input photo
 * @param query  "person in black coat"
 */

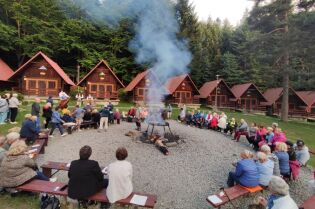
xmin=68 ymin=146 xmax=106 ymax=200
xmin=42 ymin=103 xmax=53 ymax=129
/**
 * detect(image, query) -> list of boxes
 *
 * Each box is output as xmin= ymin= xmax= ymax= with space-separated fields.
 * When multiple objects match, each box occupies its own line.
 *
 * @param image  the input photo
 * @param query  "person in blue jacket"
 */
xmin=274 ymin=142 xmax=290 ymax=177
xmin=49 ymin=107 xmax=67 ymax=137
xmin=227 ymin=150 xmax=259 ymax=187
xmin=20 ymin=114 xmax=40 ymax=145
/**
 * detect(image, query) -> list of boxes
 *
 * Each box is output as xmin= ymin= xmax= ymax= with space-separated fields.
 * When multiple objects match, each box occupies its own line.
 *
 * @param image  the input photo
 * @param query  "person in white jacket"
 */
xmin=294 ymin=139 xmax=310 ymax=166
xmin=106 ymin=147 xmax=133 ymax=204
xmin=257 ymin=176 xmax=298 ymax=209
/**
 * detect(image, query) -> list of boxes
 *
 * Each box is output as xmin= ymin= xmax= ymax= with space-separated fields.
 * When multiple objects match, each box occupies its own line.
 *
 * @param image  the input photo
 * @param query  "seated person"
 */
xmin=113 ymin=109 xmax=121 ymax=124
xmin=209 ymin=113 xmax=218 ymax=130
xmin=246 ymin=123 xmax=257 ymax=145
xmin=204 ymin=111 xmax=212 ymax=127
xmin=274 ymin=142 xmax=290 ymax=177
xmin=83 ymin=103 xmax=93 ymax=112
xmin=256 ymin=176 xmax=298 ymax=209
xmin=178 ymin=108 xmax=186 ymax=122
xmin=0 ymin=140 xmax=54 ymax=188
xmin=185 ymin=111 xmax=193 ymax=125
xmin=61 ymin=112 xmax=75 ymax=123
xmin=20 ymin=114 xmax=39 ymax=145
xmin=294 ymin=139 xmax=310 ymax=166
xmin=285 ymin=141 xmax=296 ymax=161
xmin=271 ymin=128 xmax=287 ymax=148
xmin=106 ymin=147 xmax=133 ymax=203
xmin=82 ymin=109 xmax=92 ymax=122
xmin=224 ymin=118 xmax=236 ymax=135
xmin=227 ymin=150 xmax=259 ymax=188
xmin=91 ymin=109 xmax=101 ymax=127
xmin=217 ymin=112 xmax=227 ymax=132
xmin=0 ymin=132 xmax=20 ymax=165
xmin=260 ymin=145 xmax=280 ymax=176
xmin=233 ymin=119 xmax=248 ymax=141
xmin=253 ymin=125 xmax=267 ymax=151
xmin=68 ymin=146 xmax=106 ymax=201
xmin=255 ymin=152 xmax=274 ymax=187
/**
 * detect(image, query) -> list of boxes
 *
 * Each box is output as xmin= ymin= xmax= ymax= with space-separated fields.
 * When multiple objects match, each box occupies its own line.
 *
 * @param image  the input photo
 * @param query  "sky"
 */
xmin=189 ymin=0 xmax=254 ymax=26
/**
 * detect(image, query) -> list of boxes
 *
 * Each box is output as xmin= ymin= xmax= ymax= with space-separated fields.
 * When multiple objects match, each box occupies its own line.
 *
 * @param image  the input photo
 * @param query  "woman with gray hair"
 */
xmin=258 ymin=176 xmax=298 ymax=209
xmin=260 ymin=145 xmax=280 ymax=176
xmin=9 ymin=93 xmax=20 ymax=124
xmin=256 ymin=152 xmax=274 ymax=187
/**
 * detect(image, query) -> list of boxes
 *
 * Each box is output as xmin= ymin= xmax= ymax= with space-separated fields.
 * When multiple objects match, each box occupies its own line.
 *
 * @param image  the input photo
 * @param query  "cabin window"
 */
xmin=106 ymin=85 xmax=113 ymax=93
xmin=29 ymin=80 xmax=36 ymax=89
xmin=91 ymin=85 xmax=97 ymax=92
xmin=48 ymin=81 xmax=56 ymax=89
xmin=176 ymin=92 xmax=180 ymax=98
xmin=186 ymin=92 xmax=191 ymax=98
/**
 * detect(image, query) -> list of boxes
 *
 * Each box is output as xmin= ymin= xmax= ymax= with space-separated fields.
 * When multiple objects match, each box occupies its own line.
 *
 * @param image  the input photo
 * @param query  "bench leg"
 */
xmin=39 ymin=146 xmax=45 ymax=154
xmin=42 ymin=167 xmax=52 ymax=177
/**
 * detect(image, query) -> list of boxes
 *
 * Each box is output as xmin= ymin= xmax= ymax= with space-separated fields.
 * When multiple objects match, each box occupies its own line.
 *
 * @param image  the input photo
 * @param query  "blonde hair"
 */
xmin=31 ymin=116 xmax=37 ymax=121
xmin=12 ymin=93 xmax=18 ymax=97
xmin=260 ymin=144 xmax=271 ymax=154
xmin=267 ymin=127 xmax=273 ymax=132
xmin=25 ymin=114 xmax=32 ymax=119
xmin=7 ymin=140 xmax=27 ymax=156
xmin=256 ymin=152 xmax=267 ymax=162
xmin=240 ymin=119 xmax=245 ymax=123
xmin=6 ymin=132 xmax=20 ymax=143
xmin=269 ymin=176 xmax=289 ymax=196
xmin=241 ymin=150 xmax=253 ymax=159
xmin=276 ymin=142 xmax=288 ymax=152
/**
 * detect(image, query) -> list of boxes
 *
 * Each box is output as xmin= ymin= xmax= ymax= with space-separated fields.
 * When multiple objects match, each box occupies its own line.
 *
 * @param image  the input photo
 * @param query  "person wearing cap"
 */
xmin=295 ymin=139 xmax=310 ymax=166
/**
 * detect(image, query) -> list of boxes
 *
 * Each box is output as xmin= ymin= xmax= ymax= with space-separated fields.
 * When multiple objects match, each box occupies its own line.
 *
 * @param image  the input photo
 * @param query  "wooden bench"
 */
xmin=80 ymin=121 xmax=98 ymax=129
xmin=300 ymin=195 xmax=315 ymax=209
xmin=41 ymin=161 xmax=70 ymax=177
xmin=207 ymin=185 xmax=263 ymax=208
xmin=27 ymin=139 xmax=46 ymax=159
xmin=16 ymin=180 xmax=157 ymax=208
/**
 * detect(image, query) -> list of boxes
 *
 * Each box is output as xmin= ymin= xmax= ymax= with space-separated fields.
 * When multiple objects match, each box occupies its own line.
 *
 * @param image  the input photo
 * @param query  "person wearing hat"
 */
xmin=295 ymin=139 xmax=310 ymax=166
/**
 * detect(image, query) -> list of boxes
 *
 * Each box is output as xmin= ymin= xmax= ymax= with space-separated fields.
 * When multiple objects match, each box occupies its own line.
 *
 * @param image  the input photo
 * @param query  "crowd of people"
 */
xmin=0 ymin=94 xmax=314 ymax=208
xmin=0 ymin=93 xmax=21 ymax=125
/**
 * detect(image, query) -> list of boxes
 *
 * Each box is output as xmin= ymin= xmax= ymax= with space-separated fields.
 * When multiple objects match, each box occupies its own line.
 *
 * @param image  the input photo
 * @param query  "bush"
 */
xmin=69 ymin=86 xmax=84 ymax=99
xmin=22 ymin=101 xmax=29 ymax=106
xmin=118 ymin=88 xmax=130 ymax=101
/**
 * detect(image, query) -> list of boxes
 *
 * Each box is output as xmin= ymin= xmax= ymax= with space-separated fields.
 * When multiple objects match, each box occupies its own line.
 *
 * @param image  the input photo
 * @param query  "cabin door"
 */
xmin=98 ymin=85 xmax=105 ymax=98
xmin=38 ymin=81 xmax=46 ymax=96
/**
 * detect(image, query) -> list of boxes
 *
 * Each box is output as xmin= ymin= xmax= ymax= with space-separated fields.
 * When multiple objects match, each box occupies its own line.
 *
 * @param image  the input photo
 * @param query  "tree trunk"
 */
xmin=280 ymin=4 xmax=290 ymax=122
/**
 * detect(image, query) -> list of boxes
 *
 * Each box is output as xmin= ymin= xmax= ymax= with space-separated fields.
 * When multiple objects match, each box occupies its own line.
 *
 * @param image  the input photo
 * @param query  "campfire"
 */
xmin=125 ymin=106 xmax=183 ymax=155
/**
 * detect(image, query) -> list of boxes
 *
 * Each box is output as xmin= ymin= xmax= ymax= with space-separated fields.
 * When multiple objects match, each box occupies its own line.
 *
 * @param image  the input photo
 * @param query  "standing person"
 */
xmin=0 ymin=95 xmax=9 ymax=124
xmin=58 ymin=90 xmax=70 ymax=109
xmin=42 ymin=103 xmax=53 ymax=129
xmin=99 ymin=106 xmax=110 ymax=132
xmin=46 ymin=96 xmax=54 ymax=107
xmin=106 ymin=147 xmax=133 ymax=204
xmin=68 ymin=146 xmax=106 ymax=202
xmin=31 ymin=98 xmax=41 ymax=132
xmin=135 ymin=105 xmax=141 ymax=131
xmin=73 ymin=105 xmax=85 ymax=131
xmin=113 ymin=109 xmax=121 ymax=124
xmin=8 ymin=93 xmax=20 ymax=124
xmin=20 ymin=114 xmax=39 ymax=145
xmin=75 ymin=93 xmax=84 ymax=107
xmin=167 ymin=104 xmax=172 ymax=119
xmin=49 ymin=107 xmax=67 ymax=137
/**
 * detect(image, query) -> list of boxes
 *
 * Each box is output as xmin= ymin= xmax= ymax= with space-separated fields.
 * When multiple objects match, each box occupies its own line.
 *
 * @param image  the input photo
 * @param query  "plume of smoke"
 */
xmin=72 ymin=0 xmax=191 ymax=122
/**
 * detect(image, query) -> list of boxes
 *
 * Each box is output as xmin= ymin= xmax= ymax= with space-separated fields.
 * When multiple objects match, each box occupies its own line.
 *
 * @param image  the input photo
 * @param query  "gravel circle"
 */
xmin=37 ymin=120 xmax=314 ymax=209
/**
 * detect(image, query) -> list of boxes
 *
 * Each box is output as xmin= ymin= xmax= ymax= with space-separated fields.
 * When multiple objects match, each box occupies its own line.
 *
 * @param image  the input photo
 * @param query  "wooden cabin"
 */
xmin=296 ymin=91 xmax=315 ymax=117
xmin=77 ymin=60 xmax=124 ymax=100
xmin=199 ymin=79 xmax=235 ymax=107
xmin=165 ymin=74 xmax=200 ymax=104
xmin=262 ymin=88 xmax=308 ymax=116
xmin=231 ymin=83 xmax=267 ymax=111
xmin=124 ymin=70 xmax=162 ymax=103
xmin=0 ymin=59 xmax=15 ymax=90
xmin=8 ymin=51 xmax=75 ymax=97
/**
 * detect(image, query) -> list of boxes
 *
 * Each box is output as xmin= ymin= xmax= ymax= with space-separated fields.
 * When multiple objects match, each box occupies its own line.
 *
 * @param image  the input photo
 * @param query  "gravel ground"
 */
xmin=37 ymin=120 xmax=314 ymax=209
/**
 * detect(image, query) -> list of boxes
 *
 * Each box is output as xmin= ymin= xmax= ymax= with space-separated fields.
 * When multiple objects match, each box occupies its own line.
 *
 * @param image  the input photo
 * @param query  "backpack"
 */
xmin=40 ymin=194 xmax=61 ymax=209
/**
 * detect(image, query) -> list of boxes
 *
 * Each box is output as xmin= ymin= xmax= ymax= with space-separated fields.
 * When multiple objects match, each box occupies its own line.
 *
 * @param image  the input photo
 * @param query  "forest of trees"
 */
xmin=0 ymin=0 xmax=314 ymax=90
